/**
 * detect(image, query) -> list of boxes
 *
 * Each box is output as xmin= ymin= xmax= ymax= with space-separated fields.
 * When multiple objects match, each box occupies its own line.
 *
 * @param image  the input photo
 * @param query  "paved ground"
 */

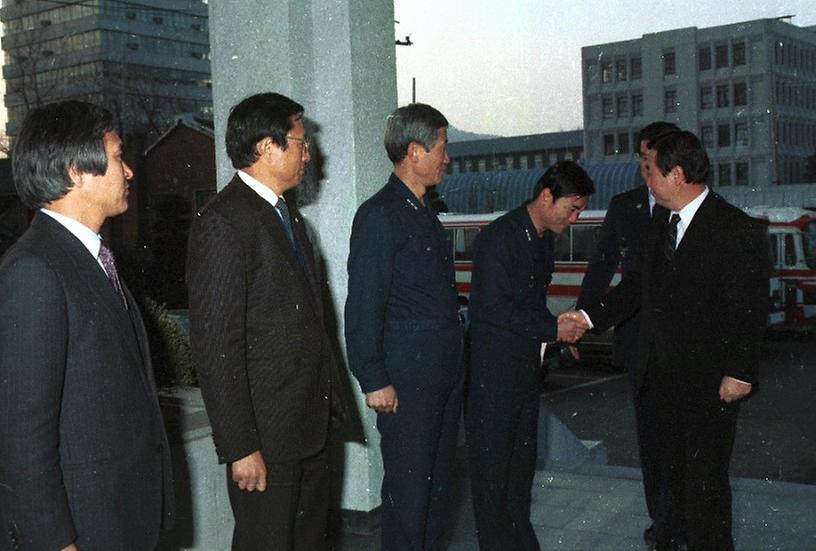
xmin=338 ymin=461 xmax=816 ymax=550
xmin=338 ymin=335 xmax=816 ymax=550
xmin=543 ymin=338 xmax=816 ymax=485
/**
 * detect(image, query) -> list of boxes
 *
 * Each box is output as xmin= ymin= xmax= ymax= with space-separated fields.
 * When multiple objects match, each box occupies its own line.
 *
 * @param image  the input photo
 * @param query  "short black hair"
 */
xmin=13 ymin=101 xmax=115 ymax=208
xmin=225 ymin=92 xmax=304 ymax=169
xmin=650 ymin=130 xmax=710 ymax=184
xmin=383 ymin=103 xmax=448 ymax=164
xmin=637 ymin=121 xmax=680 ymax=150
xmin=532 ymin=160 xmax=595 ymax=201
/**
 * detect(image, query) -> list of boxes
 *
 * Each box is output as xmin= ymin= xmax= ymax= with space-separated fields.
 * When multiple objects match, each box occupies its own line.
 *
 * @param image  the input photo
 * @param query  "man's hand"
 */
xmin=61 ymin=545 xmax=78 ymax=551
xmin=366 ymin=385 xmax=398 ymax=414
xmin=557 ymin=311 xmax=588 ymax=343
xmin=719 ymin=376 xmax=751 ymax=403
xmin=231 ymin=450 xmax=267 ymax=492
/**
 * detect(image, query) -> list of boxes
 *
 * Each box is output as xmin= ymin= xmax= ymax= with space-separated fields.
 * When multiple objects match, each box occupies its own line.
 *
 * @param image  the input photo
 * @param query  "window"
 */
xmin=601 ymin=60 xmax=612 ymax=83
xmin=733 ymin=41 xmax=746 ymax=66
xmin=617 ymin=95 xmax=628 ymax=117
xmin=701 ymin=125 xmax=714 ymax=148
xmin=700 ymin=86 xmax=713 ymax=109
xmin=602 ymin=96 xmax=614 ymax=119
xmin=699 ymin=47 xmax=712 ymax=71
xmin=570 ymin=225 xmax=603 ymax=262
xmin=152 ymin=16 xmax=164 ymax=24
xmin=735 ymin=122 xmax=748 ymax=146
xmin=664 ymin=89 xmax=677 ymax=113
xmin=616 ymin=59 xmax=627 ymax=81
xmin=715 ymin=44 xmax=729 ymax=68
xmin=735 ymin=162 xmax=749 ymax=186
xmin=454 ymin=228 xmax=480 ymax=261
xmin=718 ymin=124 xmax=731 ymax=147
xmin=604 ymin=134 xmax=615 ymax=156
xmin=631 ymin=57 xmax=642 ymax=80
xmin=618 ymin=132 xmax=630 ymax=154
xmin=734 ymin=82 xmax=747 ymax=106
xmin=632 ymin=93 xmax=643 ymax=116
xmin=716 ymin=84 xmax=730 ymax=108
xmin=718 ymin=163 xmax=732 ymax=186
xmin=663 ymin=51 xmax=676 ymax=75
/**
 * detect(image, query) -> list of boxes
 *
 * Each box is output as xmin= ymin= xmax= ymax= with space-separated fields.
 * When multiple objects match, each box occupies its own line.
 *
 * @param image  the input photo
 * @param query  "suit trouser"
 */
xmin=648 ymin=386 xmax=739 ymax=551
xmin=466 ymin=382 xmax=540 ymax=551
xmin=377 ymin=326 xmax=464 ymax=551
xmin=226 ymin=447 xmax=330 ymax=551
xmin=632 ymin=374 xmax=666 ymax=524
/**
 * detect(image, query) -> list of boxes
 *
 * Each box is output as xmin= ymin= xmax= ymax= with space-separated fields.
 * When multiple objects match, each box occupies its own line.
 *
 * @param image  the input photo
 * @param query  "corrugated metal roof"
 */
xmin=435 ymin=162 xmax=643 ymax=213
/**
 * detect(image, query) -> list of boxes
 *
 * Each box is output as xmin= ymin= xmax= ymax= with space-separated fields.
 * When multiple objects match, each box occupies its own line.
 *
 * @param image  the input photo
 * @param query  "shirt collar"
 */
xmin=40 ymin=208 xmax=102 ymax=259
xmin=674 ymin=186 xmax=709 ymax=228
xmin=238 ymin=170 xmax=281 ymax=208
xmin=388 ymin=173 xmax=426 ymax=211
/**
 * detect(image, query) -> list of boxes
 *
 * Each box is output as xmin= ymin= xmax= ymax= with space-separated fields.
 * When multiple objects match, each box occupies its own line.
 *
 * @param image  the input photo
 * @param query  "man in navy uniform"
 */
xmin=576 ymin=121 xmax=679 ymax=547
xmin=345 ymin=103 xmax=463 ymax=551
xmin=466 ymin=161 xmax=594 ymax=550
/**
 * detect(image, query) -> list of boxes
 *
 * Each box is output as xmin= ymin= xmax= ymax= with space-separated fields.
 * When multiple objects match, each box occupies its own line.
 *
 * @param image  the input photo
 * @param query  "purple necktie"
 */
xmin=98 ymin=244 xmax=127 ymax=308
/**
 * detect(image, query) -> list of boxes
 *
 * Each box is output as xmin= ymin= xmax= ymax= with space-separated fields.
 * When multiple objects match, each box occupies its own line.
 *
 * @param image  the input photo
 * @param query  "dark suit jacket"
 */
xmin=0 ymin=213 xmax=173 ymax=551
xmin=577 ymin=185 xmax=652 ymax=369
xmin=584 ymin=192 xmax=770 ymax=413
xmin=187 ymin=175 xmax=337 ymax=465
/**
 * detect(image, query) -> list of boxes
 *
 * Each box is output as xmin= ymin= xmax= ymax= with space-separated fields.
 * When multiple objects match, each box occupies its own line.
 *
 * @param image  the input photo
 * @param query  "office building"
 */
xmin=446 ymin=130 xmax=583 ymax=174
xmin=1 ymin=0 xmax=211 ymax=140
xmin=582 ymin=17 xmax=816 ymax=186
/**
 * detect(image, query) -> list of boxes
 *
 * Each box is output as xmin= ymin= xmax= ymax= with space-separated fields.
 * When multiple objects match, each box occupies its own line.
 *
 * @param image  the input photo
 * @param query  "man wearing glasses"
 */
xmin=187 ymin=92 xmax=343 ymax=550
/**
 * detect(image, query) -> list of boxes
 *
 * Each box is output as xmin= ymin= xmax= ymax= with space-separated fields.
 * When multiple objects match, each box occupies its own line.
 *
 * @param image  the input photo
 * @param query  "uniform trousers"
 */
xmin=377 ymin=325 xmax=464 ymax=551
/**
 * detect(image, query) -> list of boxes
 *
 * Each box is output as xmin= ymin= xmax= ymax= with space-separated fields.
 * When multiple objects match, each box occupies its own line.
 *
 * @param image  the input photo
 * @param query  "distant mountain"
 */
xmin=447 ymin=125 xmax=500 ymax=143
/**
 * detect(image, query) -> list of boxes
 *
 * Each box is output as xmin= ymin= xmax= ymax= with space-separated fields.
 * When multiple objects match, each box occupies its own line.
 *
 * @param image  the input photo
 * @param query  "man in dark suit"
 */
xmin=345 ymin=103 xmax=463 ymax=550
xmin=576 ymin=121 xmax=678 ymax=546
xmin=0 ymin=101 xmax=174 ymax=551
xmin=570 ymin=130 xmax=770 ymax=550
xmin=466 ymin=161 xmax=594 ymax=551
xmin=187 ymin=93 xmax=341 ymax=550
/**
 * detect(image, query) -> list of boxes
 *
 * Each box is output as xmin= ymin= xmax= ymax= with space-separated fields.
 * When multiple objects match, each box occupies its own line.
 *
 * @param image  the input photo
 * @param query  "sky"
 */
xmin=393 ymin=0 xmax=816 ymax=137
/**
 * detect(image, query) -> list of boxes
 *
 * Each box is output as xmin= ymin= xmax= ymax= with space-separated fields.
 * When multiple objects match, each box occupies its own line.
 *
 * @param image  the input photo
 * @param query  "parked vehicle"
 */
xmin=441 ymin=206 xmax=816 ymax=329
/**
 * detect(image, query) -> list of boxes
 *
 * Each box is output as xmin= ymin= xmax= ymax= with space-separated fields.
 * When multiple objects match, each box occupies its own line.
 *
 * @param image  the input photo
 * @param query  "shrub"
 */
xmin=141 ymin=296 xmax=196 ymax=387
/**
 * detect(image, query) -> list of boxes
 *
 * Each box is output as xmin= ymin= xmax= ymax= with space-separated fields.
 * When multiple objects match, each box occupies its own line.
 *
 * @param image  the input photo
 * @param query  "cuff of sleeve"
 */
xmin=356 ymin=367 xmax=392 ymax=395
xmin=579 ymin=309 xmax=594 ymax=330
xmin=540 ymin=316 xmax=558 ymax=341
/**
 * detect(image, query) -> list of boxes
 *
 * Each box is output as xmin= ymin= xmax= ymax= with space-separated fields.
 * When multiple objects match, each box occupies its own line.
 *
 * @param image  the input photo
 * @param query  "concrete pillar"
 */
xmin=208 ymin=0 xmax=397 ymax=518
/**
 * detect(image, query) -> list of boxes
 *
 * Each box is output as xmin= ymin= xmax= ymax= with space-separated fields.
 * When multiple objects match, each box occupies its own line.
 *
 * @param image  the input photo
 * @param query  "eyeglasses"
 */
xmin=286 ymin=135 xmax=310 ymax=151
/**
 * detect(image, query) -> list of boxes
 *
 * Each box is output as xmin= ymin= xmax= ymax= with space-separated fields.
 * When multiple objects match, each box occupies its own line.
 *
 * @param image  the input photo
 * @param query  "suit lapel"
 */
xmin=35 ymin=215 xmax=148 ymax=374
xmin=234 ymin=182 xmax=321 ymax=314
xmin=673 ymin=192 xmax=717 ymax=265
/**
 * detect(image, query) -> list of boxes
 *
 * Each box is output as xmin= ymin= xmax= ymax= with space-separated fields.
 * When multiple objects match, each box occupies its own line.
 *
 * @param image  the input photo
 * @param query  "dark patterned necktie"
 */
xmin=274 ymin=198 xmax=296 ymax=247
xmin=98 ymin=244 xmax=127 ymax=307
xmin=664 ymin=213 xmax=681 ymax=262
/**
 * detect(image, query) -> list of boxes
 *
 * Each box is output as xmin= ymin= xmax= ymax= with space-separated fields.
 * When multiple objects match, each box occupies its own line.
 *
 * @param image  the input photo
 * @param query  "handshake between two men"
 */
xmin=556 ymin=310 xmax=589 ymax=344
